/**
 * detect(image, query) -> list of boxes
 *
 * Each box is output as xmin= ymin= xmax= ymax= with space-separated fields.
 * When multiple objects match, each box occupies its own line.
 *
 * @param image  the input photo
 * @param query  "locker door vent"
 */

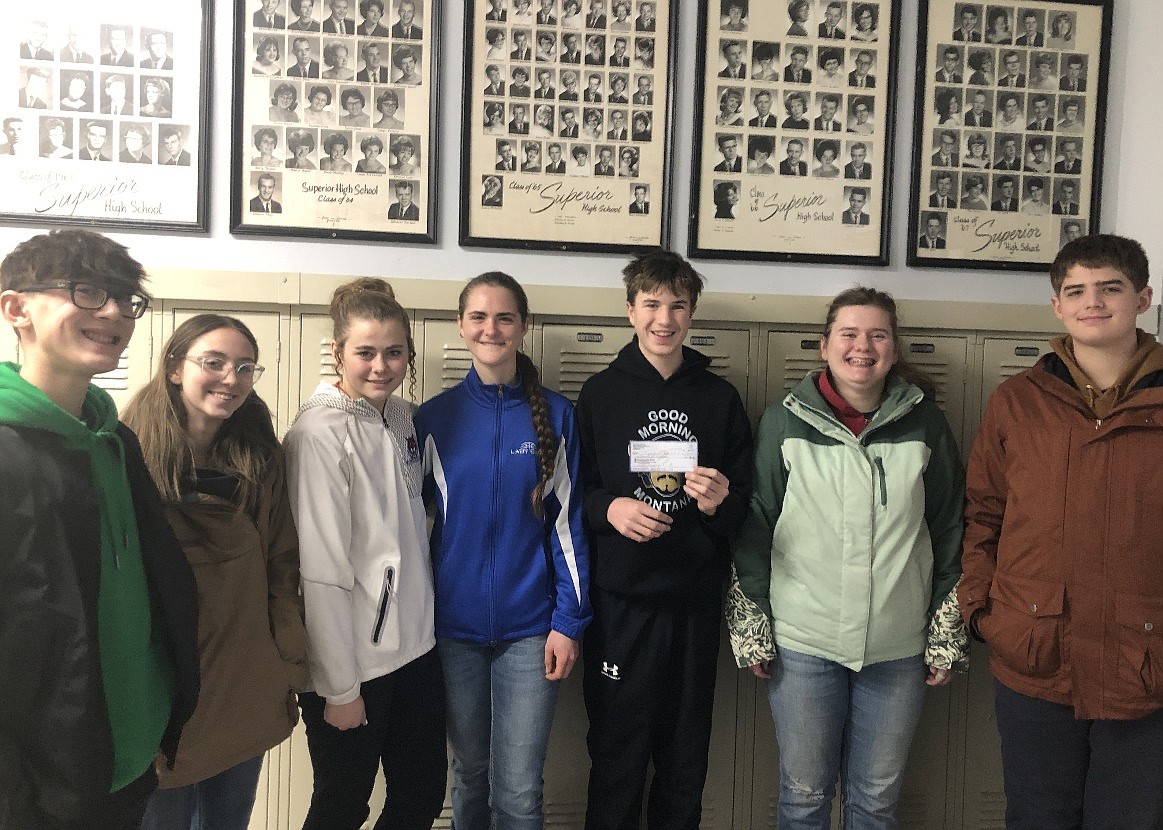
xmin=557 ymin=347 xmax=620 ymax=403
xmin=781 ymin=356 xmax=824 ymax=395
xmin=440 ymin=346 xmax=473 ymax=391
xmin=913 ymin=360 xmax=954 ymax=407
xmin=314 ymin=338 xmax=338 ymax=381
xmin=92 ymin=351 xmax=131 ymax=392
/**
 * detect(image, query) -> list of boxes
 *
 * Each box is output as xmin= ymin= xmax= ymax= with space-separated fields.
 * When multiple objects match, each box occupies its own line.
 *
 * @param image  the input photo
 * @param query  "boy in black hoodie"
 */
xmin=576 ymin=250 xmax=752 ymax=829
xmin=0 ymin=230 xmax=199 ymax=830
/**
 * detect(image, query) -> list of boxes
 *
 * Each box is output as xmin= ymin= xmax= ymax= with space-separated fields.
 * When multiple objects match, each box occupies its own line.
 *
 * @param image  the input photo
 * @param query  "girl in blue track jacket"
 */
xmin=414 ymin=271 xmax=591 ymax=830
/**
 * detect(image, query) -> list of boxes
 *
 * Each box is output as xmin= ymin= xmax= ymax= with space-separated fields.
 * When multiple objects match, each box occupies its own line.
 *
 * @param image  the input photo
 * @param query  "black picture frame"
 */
xmin=906 ymin=0 xmax=1112 ymax=270
xmin=687 ymin=0 xmax=903 ymax=264
xmin=458 ymin=0 xmax=677 ymax=253
xmin=230 ymin=0 xmax=440 ymax=243
xmin=0 ymin=3 xmax=213 ymax=232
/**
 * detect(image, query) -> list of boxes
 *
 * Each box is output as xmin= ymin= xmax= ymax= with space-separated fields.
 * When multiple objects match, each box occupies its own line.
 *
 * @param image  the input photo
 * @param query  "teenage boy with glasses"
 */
xmin=0 ymin=228 xmax=199 ymax=830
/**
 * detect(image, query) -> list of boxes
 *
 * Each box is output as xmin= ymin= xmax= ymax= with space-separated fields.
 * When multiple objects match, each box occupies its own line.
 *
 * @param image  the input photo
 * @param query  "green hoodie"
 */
xmin=0 ymin=362 xmax=172 ymax=791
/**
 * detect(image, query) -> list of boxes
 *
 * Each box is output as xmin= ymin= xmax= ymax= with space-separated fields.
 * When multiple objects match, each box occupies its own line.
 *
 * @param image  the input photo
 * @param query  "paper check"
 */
xmin=629 ymin=440 xmax=698 ymax=473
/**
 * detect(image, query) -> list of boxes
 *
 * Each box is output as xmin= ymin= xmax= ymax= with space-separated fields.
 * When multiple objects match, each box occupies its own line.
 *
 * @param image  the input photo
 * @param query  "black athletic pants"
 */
xmin=582 ymin=587 xmax=721 ymax=830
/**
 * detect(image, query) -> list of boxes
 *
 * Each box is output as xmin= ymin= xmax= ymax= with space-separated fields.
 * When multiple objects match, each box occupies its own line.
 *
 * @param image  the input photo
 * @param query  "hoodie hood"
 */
xmin=0 ymin=361 xmax=119 ymax=440
xmin=1049 ymin=330 xmax=1163 ymax=418
xmin=608 ymin=337 xmax=712 ymax=384
xmin=295 ymin=380 xmax=384 ymax=422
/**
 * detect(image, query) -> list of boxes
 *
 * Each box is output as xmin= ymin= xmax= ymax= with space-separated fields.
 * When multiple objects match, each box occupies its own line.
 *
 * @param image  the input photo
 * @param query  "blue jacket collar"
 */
xmin=464 ymin=364 xmax=528 ymax=408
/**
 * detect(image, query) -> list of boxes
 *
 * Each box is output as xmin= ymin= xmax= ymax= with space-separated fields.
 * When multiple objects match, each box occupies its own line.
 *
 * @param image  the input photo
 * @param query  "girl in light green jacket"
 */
xmin=729 ymin=286 xmax=968 ymax=830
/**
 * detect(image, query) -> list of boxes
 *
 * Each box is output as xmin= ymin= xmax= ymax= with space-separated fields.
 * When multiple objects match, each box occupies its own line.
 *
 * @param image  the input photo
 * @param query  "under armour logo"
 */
xmin=601 ymin=661 xmax=620 ymax=680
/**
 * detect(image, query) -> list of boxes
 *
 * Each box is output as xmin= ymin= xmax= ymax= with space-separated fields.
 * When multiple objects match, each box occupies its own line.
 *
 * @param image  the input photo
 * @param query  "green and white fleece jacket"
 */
xmin=728 ymin=372 xmax=969 ymax=673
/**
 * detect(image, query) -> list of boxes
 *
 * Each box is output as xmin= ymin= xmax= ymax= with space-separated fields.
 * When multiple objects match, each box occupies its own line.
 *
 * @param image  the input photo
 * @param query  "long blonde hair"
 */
xmin=122 ymin=314 xmax=279 ymax=510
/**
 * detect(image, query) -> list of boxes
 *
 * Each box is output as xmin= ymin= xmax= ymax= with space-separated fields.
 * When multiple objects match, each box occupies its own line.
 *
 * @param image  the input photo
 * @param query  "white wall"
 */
xmin=1 ymin=0 xmax=1159 ymax=310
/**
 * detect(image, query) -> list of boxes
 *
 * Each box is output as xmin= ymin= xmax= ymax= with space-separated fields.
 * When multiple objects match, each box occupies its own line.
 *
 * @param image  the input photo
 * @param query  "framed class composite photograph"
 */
xmin=1 ymin=0 xmax=212 ymax=231
xmin=459 ymin=0 xmax=676 ymax=253
xmin=906 ymin=0 xmax=1112 ymax=270
xmin=688 ymin=0 xmax=903 ymax=264
xmin=230 ymin=0 xmax=439 ymax=242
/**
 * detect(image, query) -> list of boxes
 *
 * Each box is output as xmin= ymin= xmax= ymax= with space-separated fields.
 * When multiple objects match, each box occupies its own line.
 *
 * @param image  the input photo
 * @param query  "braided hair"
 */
xmin=459 ymin=272 xmax=558 ymax=519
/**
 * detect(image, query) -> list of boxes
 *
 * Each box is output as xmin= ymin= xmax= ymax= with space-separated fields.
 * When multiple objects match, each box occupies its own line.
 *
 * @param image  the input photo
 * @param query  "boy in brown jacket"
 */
xmin=959 ymin=234 xmax=1163 ymax=829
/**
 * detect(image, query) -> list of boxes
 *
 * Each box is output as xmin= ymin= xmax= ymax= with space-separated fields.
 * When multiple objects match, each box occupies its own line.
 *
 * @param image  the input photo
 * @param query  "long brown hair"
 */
xmin=459 ymin=271 xmax=558 ymax=519
xmin=823 ymin=286 xmax=937 ymax=398
xmin=122 ymin=314 xmax=279 ymax=511
xmin=329 ymin=277 xmax=417 ymax=400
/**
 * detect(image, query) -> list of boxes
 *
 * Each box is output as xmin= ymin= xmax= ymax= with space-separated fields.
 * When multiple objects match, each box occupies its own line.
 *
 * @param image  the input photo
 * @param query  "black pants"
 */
xmin=299 ymin=648 xmax=447 ymax=830
xmin=995 ymin=679 xmax=1163 ymax=830
xmin=34 ymin=765 xmax=157 ymax=830
xmin=582 ymin=587 xmax=721 ymax=830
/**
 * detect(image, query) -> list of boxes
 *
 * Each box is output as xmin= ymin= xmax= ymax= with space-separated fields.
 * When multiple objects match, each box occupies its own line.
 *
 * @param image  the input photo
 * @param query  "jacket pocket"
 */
xmin=982 ymin=573 xmax=1065 ymax=678
xmin=1114 ymin=593 xmax=1163 ymax=699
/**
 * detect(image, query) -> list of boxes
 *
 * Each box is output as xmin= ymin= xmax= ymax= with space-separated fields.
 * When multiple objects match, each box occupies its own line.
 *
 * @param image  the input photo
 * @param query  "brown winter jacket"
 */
xmin=959 ymin=333 xmax=1163 ymax=721
xmin=157 ymin=456 xmax=308 ymax=788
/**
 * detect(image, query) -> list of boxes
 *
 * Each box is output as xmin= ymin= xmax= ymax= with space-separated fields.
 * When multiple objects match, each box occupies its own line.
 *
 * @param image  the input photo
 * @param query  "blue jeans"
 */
xmin=139 ymin=755 xmax=263 ymax=830
xmin=766 ymin=647 xmax=927 ymax=830
xmin=439 ymin=635 xmax=560 ymax=830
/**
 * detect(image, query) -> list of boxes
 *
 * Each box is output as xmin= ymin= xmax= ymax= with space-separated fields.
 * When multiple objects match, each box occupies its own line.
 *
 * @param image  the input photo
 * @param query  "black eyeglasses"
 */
xmin=22 ymin=281 xmax=150 ymax=319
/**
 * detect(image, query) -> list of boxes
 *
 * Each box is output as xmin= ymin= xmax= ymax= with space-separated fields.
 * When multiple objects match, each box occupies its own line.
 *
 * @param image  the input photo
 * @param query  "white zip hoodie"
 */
xmin=284 ymin=382 xmax=435 ymax=704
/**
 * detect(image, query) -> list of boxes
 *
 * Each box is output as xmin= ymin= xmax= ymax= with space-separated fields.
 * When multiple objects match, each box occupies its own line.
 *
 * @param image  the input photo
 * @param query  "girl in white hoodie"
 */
xmin=284 ymin=277 xmax=445 ymax=830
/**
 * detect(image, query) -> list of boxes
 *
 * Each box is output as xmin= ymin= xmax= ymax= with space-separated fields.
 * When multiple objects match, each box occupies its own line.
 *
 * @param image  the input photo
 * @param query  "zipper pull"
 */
xmin=874 ymin=457 xmax=887 ymax=507
xmin=1095 ymin=418 xmax=1102 ymax=430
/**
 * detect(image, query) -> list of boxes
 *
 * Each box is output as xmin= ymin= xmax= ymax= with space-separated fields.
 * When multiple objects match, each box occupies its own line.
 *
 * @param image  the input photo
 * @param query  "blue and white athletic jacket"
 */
xmin=414 ymin=365 xmax=592 ymax=643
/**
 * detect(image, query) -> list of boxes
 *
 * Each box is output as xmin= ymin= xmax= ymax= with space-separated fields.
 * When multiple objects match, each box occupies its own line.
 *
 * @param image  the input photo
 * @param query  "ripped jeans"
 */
xmin=765 ymin=647 xmax=927 ymax=830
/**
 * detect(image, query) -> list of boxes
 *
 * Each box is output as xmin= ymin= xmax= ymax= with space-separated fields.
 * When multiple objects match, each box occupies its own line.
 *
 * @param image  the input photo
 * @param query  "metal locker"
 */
xmin=981 ymin=338 xmax=1048 ymax=399
xmin=962 ymin=336 xmax=1050 ymax=453
xmin=761 ymin=331 xmax=825 ymax=410
xmin=162 ymin=306 xmax=284 ymax=432
xmin=539 ymin=323 xmax=751 ymax=404
xmin=294 ymin=313 xmax=339 ymax=413
xmin=419 ymin=317 xmax=474 ymax=402
xmin=898 ymin=334 xmax=969 ymax=453
xmin=540 ymin=324 xmax=627 ymax=403
xmin=958 ymin=336 xmax=1047 ymax=830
